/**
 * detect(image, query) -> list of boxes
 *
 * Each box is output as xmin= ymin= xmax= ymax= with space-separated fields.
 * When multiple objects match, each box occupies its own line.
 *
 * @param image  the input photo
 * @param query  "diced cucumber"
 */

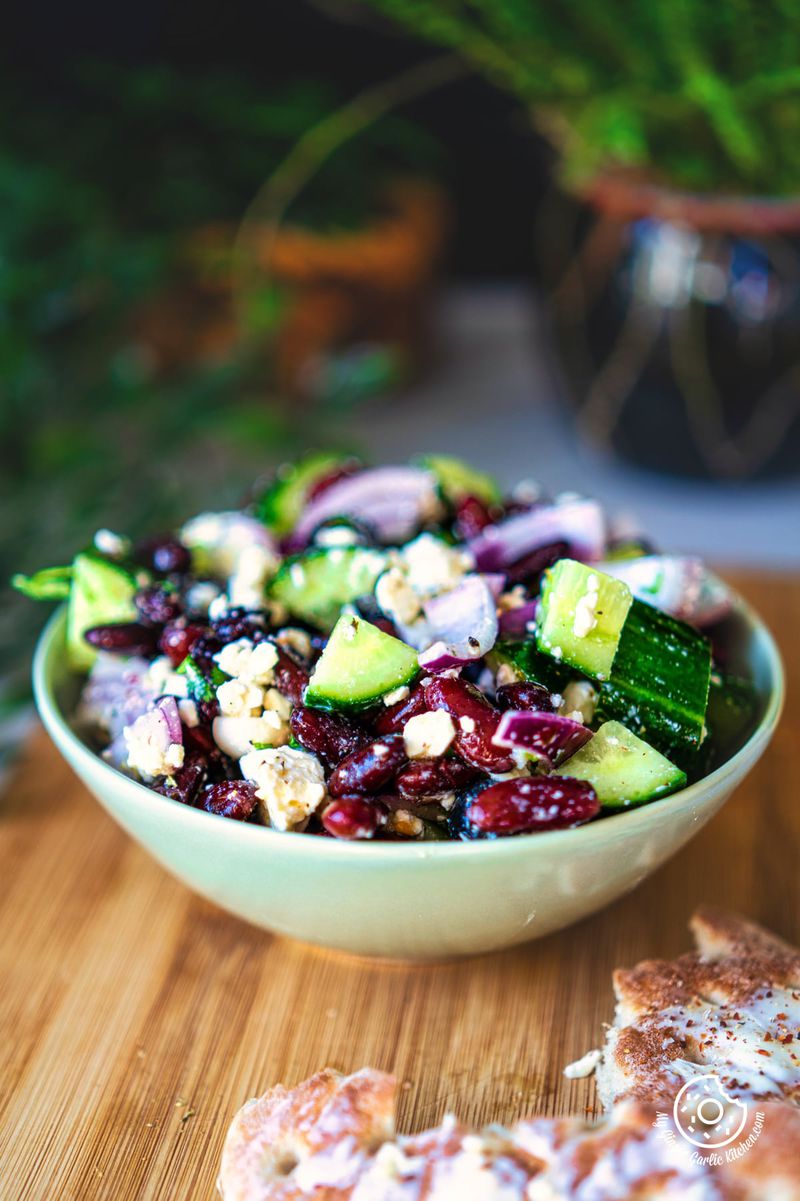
xmin=66 ymin=553 xmax=138 ymax=671
xmin=536 ymin=559 xmax=633 ymax=680
xmin=256 ymin=453 xmax=353 ymax=536
xmin=12 ymin=565 xmax=73 ymax=600
xmin=269 ymin=546 xmax=387 ymax=632
xmin=415 ymin=454 xmax=501 ymax=506
xmin=555 ymin=720 xmax=686 ymax=809
xmin=305 ymin=615 xmax=419 ymax=712
xmin=597 ymin=599 xmax=711 ymax=755
xmin=487 ymin=638 xmax=574 ymax=693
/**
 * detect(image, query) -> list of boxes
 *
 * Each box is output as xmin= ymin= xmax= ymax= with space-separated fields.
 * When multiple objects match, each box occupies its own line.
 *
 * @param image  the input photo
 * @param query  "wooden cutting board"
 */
xmin=1 ymin=570 xmax=798 ymax=1201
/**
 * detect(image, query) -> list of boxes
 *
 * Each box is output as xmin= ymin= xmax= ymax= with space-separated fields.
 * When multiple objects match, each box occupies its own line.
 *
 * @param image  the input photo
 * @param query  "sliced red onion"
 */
xmin=290 ymin=467 xmax=440 ymax=548
xmin=157 ymin=695 xmax=184 ymax=745
xmin=498 ymin=600 xmax=539 ymax=639
xmin=467 ymin=498 xmax=605 ymax=572
xmin=418 ymin=575 xmax=499 ymax=672
xmin=597 ymin=556 xmax=731 ymax=627
xmin=491 ymin=709 xmax=592 ymax=768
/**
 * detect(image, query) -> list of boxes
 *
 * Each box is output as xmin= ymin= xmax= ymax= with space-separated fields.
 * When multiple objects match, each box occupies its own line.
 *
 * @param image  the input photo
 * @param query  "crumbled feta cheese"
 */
xmin=216 ymin=678 xmax=264 ymax=717
xmin=228 ymin=543 xmax=278 ymax=610
xmin=495 ymin=663 xmax=520 ymax=688
xmin=403 ymin=710 xmax=456 ymax=759
xmin=214 ymin=638 xmax=278 ymax=684
xmin=559 ymin=680 xmax=598 ymax=726
xmin=93 ymin=528 xmax=129 ymax=557
xmin=177 ymin=699 xmax=199 ymax=728
xmin=400 ymin=533 xmax=472 ymax=597
xmin=181 ymin=510 xmax=275 ymax=578
xmin=572 ymin=573 xmax=600 ymax=639
xmin=563 ymin=1048 xmax=602 ymax=1079
xmin=388 ymin=809 xmax=423 ymax=838
xmin=208 ymin=594 xmax=229 ymax=621
xmin=314 ymin=524 xmax=361 ymax=548
xmin=496 ymin=585 xmax=528 ymax=614
xmin=375 ymin=567 xmax=422 ymax=625
xmin=263 ymin=687 xmax=292 ymax=722
xmin=382 ymin=684 xmax=410 ymax=707
xmin=275 ymin=627 xmax=313 ymax=661
xmin=146 ymin=656 xmax=189 ymax=699
xmin=240 ymin=746 xmax=327 ymax=831
xmin=123 ymin=712 xmax=184 ymax=780
xmin=212 ymin=713 xmax=288 ymax=759
xmin=459 ymin=715 xmax=476 ymax=734
xmin=185 ymin=580 xmax=221 ymax=615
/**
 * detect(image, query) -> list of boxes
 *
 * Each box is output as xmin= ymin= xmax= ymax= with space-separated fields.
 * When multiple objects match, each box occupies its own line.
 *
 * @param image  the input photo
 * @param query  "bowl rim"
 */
xmin=33 ymin=592 xmax=784 ymax=863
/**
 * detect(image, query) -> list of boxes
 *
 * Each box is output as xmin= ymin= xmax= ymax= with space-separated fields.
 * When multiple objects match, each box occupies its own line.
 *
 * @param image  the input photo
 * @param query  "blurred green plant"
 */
xmin=359 ymin=0 xmax=800 ymax=194
xmin=0 ymin=64 xmax=443 ymax=716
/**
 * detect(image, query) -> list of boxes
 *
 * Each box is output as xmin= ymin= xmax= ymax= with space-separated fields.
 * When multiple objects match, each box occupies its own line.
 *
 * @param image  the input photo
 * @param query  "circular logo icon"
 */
xmin=673 ymin=1074 xmax=749 ymax=1149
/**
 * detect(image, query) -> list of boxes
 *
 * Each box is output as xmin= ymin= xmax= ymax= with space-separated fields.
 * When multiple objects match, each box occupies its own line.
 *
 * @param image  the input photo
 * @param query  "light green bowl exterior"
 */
xmin=33 ymin=601 xmax=783 ymax=960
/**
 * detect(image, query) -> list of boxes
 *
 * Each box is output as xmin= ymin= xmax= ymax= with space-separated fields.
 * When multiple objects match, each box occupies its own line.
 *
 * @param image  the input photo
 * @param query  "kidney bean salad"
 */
xmin=17 ymin=454 xmax=757 ymax=842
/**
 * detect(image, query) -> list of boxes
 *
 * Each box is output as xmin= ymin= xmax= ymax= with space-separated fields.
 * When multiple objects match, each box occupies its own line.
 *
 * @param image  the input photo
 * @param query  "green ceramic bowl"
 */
xmin=33 ymin=598 xmax=783 ymax=960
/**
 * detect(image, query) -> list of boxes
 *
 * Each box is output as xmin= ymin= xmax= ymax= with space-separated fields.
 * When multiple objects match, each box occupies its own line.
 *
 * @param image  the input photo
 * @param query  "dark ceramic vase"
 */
xmin=537 ymin=178 xmax=800 ymax=479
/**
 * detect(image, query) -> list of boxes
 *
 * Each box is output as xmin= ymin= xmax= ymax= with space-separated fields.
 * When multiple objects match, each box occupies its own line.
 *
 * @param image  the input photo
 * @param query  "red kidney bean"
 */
xmin=423 ymin=677 xmax=514 ymax=773
xmin=273 ymin=649 xmax=311 ymax=706
xmin=159 ymin=620 xmax=206 ymax=667
xmin=210 ymin=608 xmax=268 ymax=644
xmin=466 ymin=776 xmax=599 ymax=836
xmin=182 ymin=722 xmax=217 ymax=756
xmin=328 ymin=734 xmax=407 ymax=797
xmin=373 ymin=684 xmax=428 ymax=735
xmin=134 ymin=536 xmax=192 ymax=576
xmin=506 ymin=541 xmax=569 ymax=584
xmin=154 ymin=754 xmax=207 ymax=806
xmin=202 ymin=780 xmax=259 ymax=821
xmin=84 ymin=622 xmax=159 ymax=657
xmin=306 ymin=459 xmax=361 ymax=501
xmin=396 ymin=756 xmax=480 ymax=801
xmin=454 ymin=494 xmax=494 ymax=540
xmin=322 ymin=796 xmax=384 ymax=840
xmin=496 ymin=682 xmax=555 ymax=713
xmin=135 ymin=584 xmax=183 ymax=627
xmin=290 ymin=706 xmax=370 ymax=770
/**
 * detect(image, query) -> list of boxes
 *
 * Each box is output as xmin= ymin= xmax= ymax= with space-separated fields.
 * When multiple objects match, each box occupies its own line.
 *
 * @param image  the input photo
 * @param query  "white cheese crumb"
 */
xmin=383 ymin=684 xmax=410 ymax=707
xmin=185 ymin=581 xmax=221 ymax=615
xmin=563 ymin=1048 xmax=602 ymax=1079
xmin=208 ymin=594 xmax=229 ymax=621
xmin=558 ymin=680 xmax=598 ymax=725
xmin=216 ymin=678 xmax=264 ymax=717
xmin=375 ymin=567 xmax=422 ymax=625
xmin=388 ymin=809 xmax=423 ymax=838
xmin=275 ymin=627 xmax=313 ymax=661
xmin=214 ymin=638 xmax=278 ymax=684
xmin=177 ymin=699 xmax=199 ymax=728
xmin=145 ymin=656 xmax=189 ymax=699
xmin=93 ymin=528 xmax=129 ymax=557
xmin=228 ymin=543 xmax=278 ymax=610
xmin=572 ymin=574 xmax=600 ymax=639
xmin=400 ymin=533 xmax=473 ymax=597
xmin=212 ymin=713 xmax=288 ymax=760
xmin=403 ymin=710 xmax=456 ymax=759
xmin=123 ymin=714 xmax=184 ymax=780
xmin=240 ymin=746 xmax=327 ymax=831
xmin=459 ymin=715 xmax=476 ymax=734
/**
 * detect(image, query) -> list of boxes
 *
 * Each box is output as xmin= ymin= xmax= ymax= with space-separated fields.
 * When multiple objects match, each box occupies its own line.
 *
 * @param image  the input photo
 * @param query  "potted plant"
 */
xmin=359 ymin=0 xmax=800 ymax=478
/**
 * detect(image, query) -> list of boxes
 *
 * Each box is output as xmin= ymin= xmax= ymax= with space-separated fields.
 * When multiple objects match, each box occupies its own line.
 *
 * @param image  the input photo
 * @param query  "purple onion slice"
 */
xmin=290 ymin=467 xmax=440 ymax=548
xmin=467 ymin=498 xmax=605 ymax=572
xmin=491 ymin=708 xmax=592 ymax=768
xmin=597 ymin=555 xmax=732 ymax=627
xmin=418 ymin=574 xmax=499 ymax=672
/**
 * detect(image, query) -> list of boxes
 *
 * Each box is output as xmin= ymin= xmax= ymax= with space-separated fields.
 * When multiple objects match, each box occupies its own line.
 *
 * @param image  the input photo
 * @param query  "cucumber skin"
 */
xmin=557 ymin=721 xmax=686 ymax=809
xmin=488 ymin=639 xmax=574 ymax=693
xmin=597 ymin=599 xmax=711 ymax=756
xmin=66 ymin=553 xmax=138 ymax=671
xmin=269 ymin=547 xmax=386 ymax=632
xmin=256 ymin=453 xmax=348 ymax=536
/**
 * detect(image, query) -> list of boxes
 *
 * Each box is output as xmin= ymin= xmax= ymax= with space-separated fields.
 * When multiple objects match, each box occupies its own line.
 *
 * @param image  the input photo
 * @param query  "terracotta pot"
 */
xmin=537 ymin=173 xmax=800 ymax=479
xmin=132 ymin=178 xmax=448 ymax=403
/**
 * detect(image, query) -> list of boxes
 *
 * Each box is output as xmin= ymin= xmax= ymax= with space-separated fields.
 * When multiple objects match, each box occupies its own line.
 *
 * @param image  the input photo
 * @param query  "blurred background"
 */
xmin=3 ymin=0 xmax=800 ymax=738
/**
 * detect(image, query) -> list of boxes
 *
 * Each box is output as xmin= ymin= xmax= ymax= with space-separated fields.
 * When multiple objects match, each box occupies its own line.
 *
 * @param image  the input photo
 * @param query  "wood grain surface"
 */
xmin=1 ymin=570 xmax=798 ymax=1201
